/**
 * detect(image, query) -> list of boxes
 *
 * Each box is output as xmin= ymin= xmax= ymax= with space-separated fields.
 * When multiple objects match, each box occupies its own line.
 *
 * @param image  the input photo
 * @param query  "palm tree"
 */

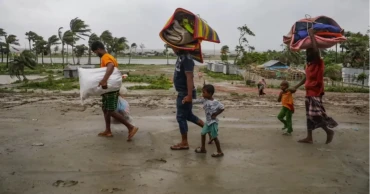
xmin=47 ymin=35 xmax=60 ymax=65
xmin=100 ymin=30 xmax=113 ymax=53
xmin=0 ymin=28 xmax=7 ymax=63
xmin=58 ymin=27 xmax=66 ymax=65
xmin=128 ymin=43 xmax=137 ymax=64
xmin=33 ymin=36 xmax=48 ymax=65
xmin=74 ymin=44 xmax=88 ymax=64
xmin=54 ymin=45 xmax=59 ymax=55
xmin=5 ymin=34 xmax=20 ymax=68
xmin=140 ymin=43 xmax=145 ymax=55
xmin=69 ymin=17 xmax=91 ymax=65
xmin=25 ymin=31 xmax=37 ymax=50
xmin=88 ymin=33 xmax=100 ymax=65
xmin=220 ymin=45 xmax=229 ymax=62
xmin=110 ymin=37 xmax=128 ymax=58
xmin=164 ymin=44 xmax=170 ymax=65
xmin=63 ymin=30 xmax=74 ymax=66
xmin=8 ymin=50 xmax=37 ymax=81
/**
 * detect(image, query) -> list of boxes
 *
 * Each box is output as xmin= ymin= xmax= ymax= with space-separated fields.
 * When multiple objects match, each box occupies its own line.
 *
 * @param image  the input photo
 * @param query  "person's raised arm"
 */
xmin=308 ymin=28 xmax=319 ymax=53
xmin=99 ymin=63 xmax=115 ymax=88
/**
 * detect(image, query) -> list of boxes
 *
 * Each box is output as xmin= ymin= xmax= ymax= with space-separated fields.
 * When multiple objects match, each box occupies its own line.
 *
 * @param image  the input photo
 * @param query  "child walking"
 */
xmin=185 ymin=84 xmax=225 ymax=157
xmin=277 ymin=80 xmax=296 ymax=136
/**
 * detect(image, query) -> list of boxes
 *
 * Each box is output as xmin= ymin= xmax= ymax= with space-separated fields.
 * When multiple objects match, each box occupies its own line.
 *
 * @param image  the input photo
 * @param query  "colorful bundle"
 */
xmin=159 ymin=8 xmax=220 ymax=63
xmin=283 ymin=16 xmax=346 ymax=51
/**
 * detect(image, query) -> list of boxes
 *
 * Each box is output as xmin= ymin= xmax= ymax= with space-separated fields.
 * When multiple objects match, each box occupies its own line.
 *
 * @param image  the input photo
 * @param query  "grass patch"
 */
xmin=201 ymin=68 xmax=243 ymax=81
xmin=325 ymin=86 xmax=369 ymax=93
xmin=18 ymin=75 xmax=79 ymax=91
xmin=126 ymin=74 xmax=172 ymax=90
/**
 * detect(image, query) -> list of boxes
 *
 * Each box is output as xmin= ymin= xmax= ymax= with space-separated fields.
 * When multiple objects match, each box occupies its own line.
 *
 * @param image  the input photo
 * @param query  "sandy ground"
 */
xmin=0 ymin=89 xmax=369 ymax=194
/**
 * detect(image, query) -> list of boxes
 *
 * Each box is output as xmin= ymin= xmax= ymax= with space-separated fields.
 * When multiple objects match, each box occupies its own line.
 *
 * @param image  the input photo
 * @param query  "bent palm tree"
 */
xmin=58 ymin=27 xmax=65 ymax=65
xmin=0 ymin=28 xmax=6 ymax=63
xmin=110 ymin=37 xmax=128 ymax=58
xmin=5 ymin=34 xmax=20 ymax=68
xmin=70 ymin=17 xmax=91 ymax=64
xmin=74 ymin=44 xmax=88 ymax=64
xmin=47 ymin=35 xmax=60 ymax=65
xmin=88 ymin=33 xmax=100 ymax=64
xmin=63 ymin=30 xmax=74 ymax=66
xmin=25 ymin=31 xmax=37 ymax=51
xmin=100 ymin=30 xmax=113 ymax=52
xmin=129 ymin=43 xmax=137 ymax=65
xmin=9 ymin=50 xmax=37 ymax=81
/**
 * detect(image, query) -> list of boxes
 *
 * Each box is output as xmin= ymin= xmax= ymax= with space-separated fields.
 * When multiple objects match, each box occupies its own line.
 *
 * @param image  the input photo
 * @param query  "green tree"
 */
xmin=357 ymin=73 xmax=368 ymax=88
xmin=33 ymin=36 xmax=48 ymax=65
xmin=128 ymin=43 xmax=137 ymax=65
xmin=279 ymin=45 xmax=302 ymax=66
xmin=0 ymin=28 xmax=7 ymax=63
xmin=47 ymin=35 xmax=60 ymax=65
xmin=324 ymin=65 xmax=342 ymax=82
xmin=343 ymin=32 xmax=369 ymax=69
xmin=234 ymin=25 xmax=255 ymax=66
xmin=88 ymin=33 xmax=100 ymax=65
xmin=74 ymin=44 xmax=88 ymax=64
xmin=110 ymin=37 xmax=128 ymax=58
xmin=54 ymin=45 xmax=59 ymax=55
xmin=5 ymin=34 xmax=20 ymax=68
xmin=69 ymin=17 xmax=91 ymax=65
xmin=8 ymin=50 xmax=37 ymax=81
xmin=63 ymin=30 xmax=75 ymax=66
xmin=100 ymin=30 xmax=113 ymax=52
xmin=25 ymin=31 xmax=37 ymax=51
xmin=220 ymin=45 xmax=229 ymax=62
xmin=58 ymin=27 xmax=66 ymax=65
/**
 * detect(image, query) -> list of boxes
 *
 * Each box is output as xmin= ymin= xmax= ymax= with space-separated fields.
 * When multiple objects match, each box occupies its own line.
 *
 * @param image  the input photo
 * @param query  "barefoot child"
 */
xmin=277 ymin=81 xmax=295 ymax=136
xmin=188 ymin=84 xmax=225 ymax=157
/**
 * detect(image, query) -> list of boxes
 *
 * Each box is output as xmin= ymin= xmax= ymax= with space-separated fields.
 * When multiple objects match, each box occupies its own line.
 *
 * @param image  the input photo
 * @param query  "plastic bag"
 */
xmin=112 ymin=96 xmax=134 ymax=125
xmin=78 ymin=67 xmax=122 ymax=102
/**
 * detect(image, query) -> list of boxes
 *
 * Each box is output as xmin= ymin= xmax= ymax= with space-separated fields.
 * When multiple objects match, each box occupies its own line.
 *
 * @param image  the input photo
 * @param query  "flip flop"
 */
xmin=170 ymin=144 xmax=189 ymax=150
xmin=127 ymin=127 xmax=139 ymax=141
xmin=195 ymin=147 xmax=207 ymax=153
xmin=98 ymin=132 xmax=113 ymax=137
xmin=211 ymin=153 xmax=224 ymax=158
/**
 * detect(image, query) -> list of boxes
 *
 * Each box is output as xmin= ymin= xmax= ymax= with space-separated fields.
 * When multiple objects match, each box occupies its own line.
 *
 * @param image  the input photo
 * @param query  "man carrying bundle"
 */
xmin=292 ymin=29 xmax=338 ymax=144
xmin=91 ymin=41 xmax=139 ymax=141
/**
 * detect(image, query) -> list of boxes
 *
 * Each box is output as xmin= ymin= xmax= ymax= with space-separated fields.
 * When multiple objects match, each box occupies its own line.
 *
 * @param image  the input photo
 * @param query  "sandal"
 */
xmin=98 ymin=131 xmax=113 ymax=137
xmin=170 ymin=144 xmax=189 ymax=150
xmin=194 ymin=147 xmax=207 ymax=153
xmin=127 ymin=127 xmax=139 ymax=141
xmin=211 ymin=152 xmax=224 ymax=157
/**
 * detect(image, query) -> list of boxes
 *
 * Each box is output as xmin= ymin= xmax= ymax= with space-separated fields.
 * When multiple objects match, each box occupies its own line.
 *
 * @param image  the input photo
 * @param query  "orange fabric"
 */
xmin=281 ymin=91 xmax=294 ymax=112
xmin=305 ymin=59 xmax=324 ymax=96
xmin=316 ymin=32 xmax=343 ymax=37
xmin=100 ymin=53 xmax=118 ymax=68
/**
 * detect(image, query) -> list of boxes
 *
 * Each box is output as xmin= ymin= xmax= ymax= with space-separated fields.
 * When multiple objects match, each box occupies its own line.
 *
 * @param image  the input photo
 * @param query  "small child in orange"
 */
xmin=277 ymin=80 xmax=296 ymax=136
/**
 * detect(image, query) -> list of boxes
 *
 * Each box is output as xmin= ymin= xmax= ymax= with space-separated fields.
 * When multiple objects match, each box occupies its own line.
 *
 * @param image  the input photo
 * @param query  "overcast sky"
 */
xmin=0 ymin=0 xmax=369 ymax=53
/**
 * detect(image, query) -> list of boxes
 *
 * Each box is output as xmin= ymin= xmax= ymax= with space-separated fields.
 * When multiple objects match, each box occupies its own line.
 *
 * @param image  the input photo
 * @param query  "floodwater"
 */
xmin=37 ymin=57 xmax=215 ymax=65
xmin=0 ymin=75 xmax=45 ymax=85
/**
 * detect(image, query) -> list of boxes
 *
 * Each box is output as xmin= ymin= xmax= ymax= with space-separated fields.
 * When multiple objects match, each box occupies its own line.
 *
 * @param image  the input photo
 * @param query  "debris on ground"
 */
xmin=52 ymin=180 xmax=78 ymax=187
xmin=146 ymin=158 xmax=167 ymax=163
xmin=32 ymin=143 xmax=44 ymax=146
xmin=101 ymin=188 xmax=123 ymax=193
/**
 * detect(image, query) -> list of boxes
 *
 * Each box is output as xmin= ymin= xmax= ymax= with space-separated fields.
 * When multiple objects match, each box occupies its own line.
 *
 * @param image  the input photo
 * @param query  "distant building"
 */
xmin=261 ymin=60 xmax=288 ymax=70
xmin=342 ymin=68 xmax=369 ymax=86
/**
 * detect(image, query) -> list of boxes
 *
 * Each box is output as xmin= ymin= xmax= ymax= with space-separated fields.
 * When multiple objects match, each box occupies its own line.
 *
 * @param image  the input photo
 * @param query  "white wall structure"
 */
xmin=342 ymin=68 xmax=369 ymax=86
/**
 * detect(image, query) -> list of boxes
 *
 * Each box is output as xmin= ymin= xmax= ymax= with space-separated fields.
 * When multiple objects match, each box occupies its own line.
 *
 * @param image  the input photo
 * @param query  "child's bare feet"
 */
xmin=98 ymin=131 xmax=113 ymax=137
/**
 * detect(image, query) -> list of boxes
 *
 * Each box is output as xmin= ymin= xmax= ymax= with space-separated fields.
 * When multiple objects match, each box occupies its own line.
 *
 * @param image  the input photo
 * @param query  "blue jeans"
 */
xmin=176 ymin=90 xmax=200 ymax=134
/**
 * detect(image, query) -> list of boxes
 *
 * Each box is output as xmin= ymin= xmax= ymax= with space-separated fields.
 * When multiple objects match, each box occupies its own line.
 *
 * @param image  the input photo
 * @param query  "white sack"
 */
xmin=78 ymin=67 xmax=122 ymax=102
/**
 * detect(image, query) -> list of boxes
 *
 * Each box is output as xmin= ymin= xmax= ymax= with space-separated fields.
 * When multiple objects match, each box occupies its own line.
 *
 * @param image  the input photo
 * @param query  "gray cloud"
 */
xmin=0 ymin=0 xmax=368 ymax=53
